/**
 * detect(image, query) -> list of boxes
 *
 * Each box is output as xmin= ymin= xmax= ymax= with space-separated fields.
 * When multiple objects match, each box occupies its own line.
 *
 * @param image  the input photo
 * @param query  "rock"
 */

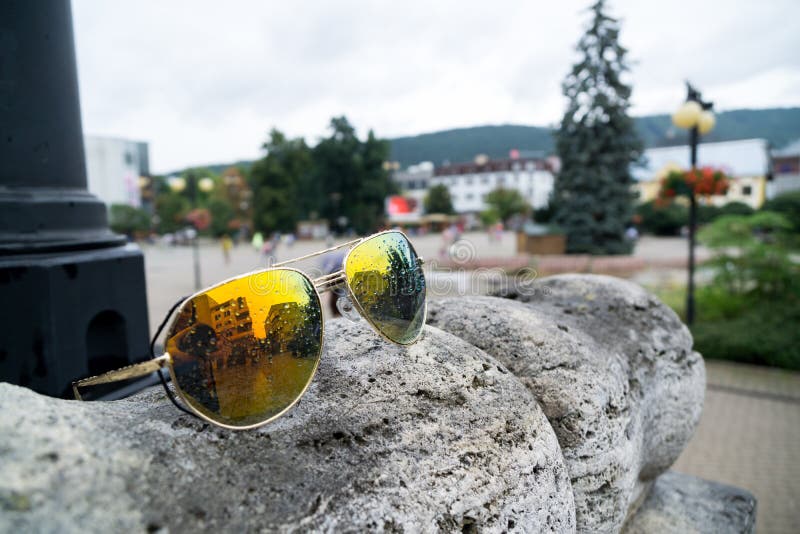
xmin=427 ymin=274 xmax=705 ymax=533
xmin=0 ymin=321 xmax=575 ymax=533
xmin=622 ymin=471 xmax=757 ymax=534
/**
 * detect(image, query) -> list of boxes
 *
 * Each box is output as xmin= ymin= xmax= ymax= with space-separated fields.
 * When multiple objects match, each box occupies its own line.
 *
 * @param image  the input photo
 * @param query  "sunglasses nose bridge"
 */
xmin=313 ymin=270 xmax=347 ymax=293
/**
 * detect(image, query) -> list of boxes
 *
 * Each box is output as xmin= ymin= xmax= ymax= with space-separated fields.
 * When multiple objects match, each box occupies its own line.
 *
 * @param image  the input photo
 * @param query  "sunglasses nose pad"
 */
xmin=336 ymin=295 xmax=361 ymax=323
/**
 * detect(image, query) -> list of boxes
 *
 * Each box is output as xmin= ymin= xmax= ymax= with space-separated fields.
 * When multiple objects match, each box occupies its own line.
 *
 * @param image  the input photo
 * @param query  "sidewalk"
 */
xmin=673 ymin=360 xmax=800 ymax=534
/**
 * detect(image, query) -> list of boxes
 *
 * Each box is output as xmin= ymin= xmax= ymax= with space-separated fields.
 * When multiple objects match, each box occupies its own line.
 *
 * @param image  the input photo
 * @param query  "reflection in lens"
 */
xmin=165 ymin=269 xmax=322 ymax=428
xmin=345 ymin=232 xmax=426 ymax=344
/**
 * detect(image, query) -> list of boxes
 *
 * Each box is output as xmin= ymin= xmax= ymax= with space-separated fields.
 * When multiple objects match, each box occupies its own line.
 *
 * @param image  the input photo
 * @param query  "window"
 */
xmin=481 ymin=175 xmax=489 ymax=184
xmin=124 ymin=152 xmax=134 ymax=165
xmin=742 ymin=185 xmax=752 ymax=196
xmin=466 ymin=193 xmax=474 ymax=200
xmin=465 ymin=176 xmax=473 ymax=185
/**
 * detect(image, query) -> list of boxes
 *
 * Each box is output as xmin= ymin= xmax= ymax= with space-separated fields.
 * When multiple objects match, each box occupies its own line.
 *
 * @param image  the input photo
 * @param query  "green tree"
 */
xmin=424 ymin=184 xmax=454 ymax=214
xmin=553 ymin=0 xmax=643 ymax=254
xmin=485 ymin=188 xmax=529 ymax=223
xmin=155 ymin=192 xmax=190 ymax=233
xmin=208 ymin=198 xmax=235 ymax=236
xmin=109 ymin=204 xmax=150 ymax=237
xmin=312 ymin=117 xmax=395 ymax=234
xmin=249 ymin=129 xmax=313 ymax=234
xmin=180 ymin=167 xmax=219 ymax=208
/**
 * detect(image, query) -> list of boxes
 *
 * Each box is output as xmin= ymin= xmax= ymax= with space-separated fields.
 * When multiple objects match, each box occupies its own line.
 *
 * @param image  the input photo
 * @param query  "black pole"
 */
xmin=0 ymin=0 xmax=150 ymax=398
xmin=686 ymin=125 xmax=698 ymax=325
xmin=683 ymin=81 xmax=712 ymax=327
xmin=186 ymin=173 xmax=202 ymax=290
xmin=192 ymin=233 xmax=202 ymax=290
xmin=0 ymin=0 xmax=122 ymax=251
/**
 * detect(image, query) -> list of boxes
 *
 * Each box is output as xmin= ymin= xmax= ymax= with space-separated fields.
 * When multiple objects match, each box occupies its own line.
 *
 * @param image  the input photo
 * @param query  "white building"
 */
xmin=84 ymin=136 xmax=150 ymax=208
xmin=431 ymin=156 xmax=555 ymax=214
xmin=392 ymin=161 xmax=433 ymax=206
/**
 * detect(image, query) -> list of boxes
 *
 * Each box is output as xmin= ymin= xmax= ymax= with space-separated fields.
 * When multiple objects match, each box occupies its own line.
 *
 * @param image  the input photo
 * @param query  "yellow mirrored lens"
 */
xmin=345 ymin=232 xmax=426 ymax=344
xmin=165 ymin=269 xmax=322 ymax=427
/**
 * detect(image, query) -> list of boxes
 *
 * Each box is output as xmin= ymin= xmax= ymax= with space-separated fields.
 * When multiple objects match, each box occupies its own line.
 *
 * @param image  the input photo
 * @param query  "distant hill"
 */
xmin=168 ymin=107 xmax=800 ymax=174
xmin=389 ymin=107 xmax=800 ymax=167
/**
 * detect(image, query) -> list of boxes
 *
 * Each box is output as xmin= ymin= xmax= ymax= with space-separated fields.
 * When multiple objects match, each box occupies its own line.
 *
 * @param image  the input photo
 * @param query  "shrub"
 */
xmin=698 ymin=211 xmax=797 ymax=298
xmin=635 ymin=200 xmax=686 ymax=236
xmin=718 ymin=201 xmax=754 ymax=217
xmin=762 ymin=190 xmax=800 ymax=232
xmin=109 ymin=204 xmax=150 ymax=237
xmin=691 ymin=210 xmax=800 ymax=369
xmin=692 ymin=301 xmax=800 ymax=369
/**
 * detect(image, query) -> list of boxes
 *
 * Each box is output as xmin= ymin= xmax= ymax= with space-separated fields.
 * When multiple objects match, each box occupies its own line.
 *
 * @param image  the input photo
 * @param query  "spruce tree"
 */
xmin=553 ymin=0 xmax=643 ymax=254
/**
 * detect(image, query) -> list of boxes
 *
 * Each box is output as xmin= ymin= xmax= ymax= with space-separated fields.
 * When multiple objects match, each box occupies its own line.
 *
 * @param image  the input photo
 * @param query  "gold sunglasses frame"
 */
xmin=72 ymin=230 xmax=426 ymax=430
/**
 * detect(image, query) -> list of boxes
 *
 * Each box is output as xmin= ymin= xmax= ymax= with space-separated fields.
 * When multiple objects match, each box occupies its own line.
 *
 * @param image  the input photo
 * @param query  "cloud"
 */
xmin=71 ymin=0 xmax=800 ymax=172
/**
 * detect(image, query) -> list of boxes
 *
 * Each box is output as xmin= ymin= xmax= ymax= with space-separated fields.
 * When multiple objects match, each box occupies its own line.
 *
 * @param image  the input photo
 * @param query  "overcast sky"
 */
xmin=72 ymin=0 xmax=800 ymax=173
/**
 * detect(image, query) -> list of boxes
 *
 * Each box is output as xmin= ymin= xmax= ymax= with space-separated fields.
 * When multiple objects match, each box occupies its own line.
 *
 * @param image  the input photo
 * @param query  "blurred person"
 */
xmin=440 ymin=225 xmax=454 ymax=258
xmin=221 ymin=234 xmax=233 ymax=264
xmin=493 ymin=221 xmax=504 ymax=243
xmin=625 ymin=225 xmax=639 ymax=243
xmin=251 ymin=231 xmax=263 ymax=251
xmin=261 ymin=238 xmax=276 ymax=266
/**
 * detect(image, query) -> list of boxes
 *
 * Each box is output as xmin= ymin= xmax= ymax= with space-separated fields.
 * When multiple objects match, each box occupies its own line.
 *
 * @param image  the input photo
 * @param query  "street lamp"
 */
xmin=671 ymin=82 xmax=714 ymax=326
xmin=169 ymin=173 xmax=214 ymax=290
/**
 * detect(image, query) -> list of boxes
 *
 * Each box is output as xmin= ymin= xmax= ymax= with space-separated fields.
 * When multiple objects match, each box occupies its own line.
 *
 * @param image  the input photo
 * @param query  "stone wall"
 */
xmin=0 ymin=275 xmax=755 ymax=533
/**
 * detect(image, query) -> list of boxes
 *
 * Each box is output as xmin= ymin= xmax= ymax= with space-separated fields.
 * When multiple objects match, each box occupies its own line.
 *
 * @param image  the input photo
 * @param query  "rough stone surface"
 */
xmin=0 ymin=321 xmax=575 ymax=533
xmin=622 ymin=471 xmax=757 ymax=534
xmin=427 ymin=274 xmax=705 ymax=533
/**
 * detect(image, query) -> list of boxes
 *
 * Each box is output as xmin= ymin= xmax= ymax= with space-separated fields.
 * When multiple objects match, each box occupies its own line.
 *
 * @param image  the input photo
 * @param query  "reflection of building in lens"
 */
xmin=164 ymin=274 xmax=324 ymax=422
xmin=263 ymin=301 xmax=320 ymax=358
xmin=349 ymin=269 xmax=388 ymax=310
xmin=210 ymin=296 xmax=253 ymax=342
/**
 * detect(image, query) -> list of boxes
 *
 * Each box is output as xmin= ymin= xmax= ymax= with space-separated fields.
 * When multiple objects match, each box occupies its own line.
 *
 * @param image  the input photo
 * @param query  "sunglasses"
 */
xmin=73 ymin=230 xmax=427 ymax=430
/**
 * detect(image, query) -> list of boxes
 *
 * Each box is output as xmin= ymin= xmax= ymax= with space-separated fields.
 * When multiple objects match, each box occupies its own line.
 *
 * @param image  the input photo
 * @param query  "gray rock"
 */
xmin=622 ymin=471 xmax=757 ymax=534
xmin=427 ymin=274 xmax=705 ymax=533
xmin=0 ymin=321 xmax=575 ymax=533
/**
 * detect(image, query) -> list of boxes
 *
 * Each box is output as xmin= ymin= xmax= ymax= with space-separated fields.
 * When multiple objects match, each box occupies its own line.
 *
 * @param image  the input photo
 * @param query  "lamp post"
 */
xmin=169 ymin=174 xmax=214 ymax=290
xmin=671 ymin=82 xmax=715 ymax=326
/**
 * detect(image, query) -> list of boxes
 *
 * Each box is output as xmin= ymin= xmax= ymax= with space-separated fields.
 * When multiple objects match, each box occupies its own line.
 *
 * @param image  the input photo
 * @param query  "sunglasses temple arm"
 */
xmin=72 ymin=354 xmax=171 ymax=400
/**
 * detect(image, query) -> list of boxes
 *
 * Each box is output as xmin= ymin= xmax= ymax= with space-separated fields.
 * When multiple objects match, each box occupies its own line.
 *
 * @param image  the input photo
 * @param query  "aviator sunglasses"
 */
xmin=73 ymin=230 xmax=427 ymax=429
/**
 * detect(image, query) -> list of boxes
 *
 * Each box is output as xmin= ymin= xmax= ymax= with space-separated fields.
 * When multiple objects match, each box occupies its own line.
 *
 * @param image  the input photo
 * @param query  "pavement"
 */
xmin=140 ymin=233 xmax=798 ymax=532
xmin=674 ymin=360 xmax=800 ymax=534
xmin=140 ymin=232 xmax=697 ymax=334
